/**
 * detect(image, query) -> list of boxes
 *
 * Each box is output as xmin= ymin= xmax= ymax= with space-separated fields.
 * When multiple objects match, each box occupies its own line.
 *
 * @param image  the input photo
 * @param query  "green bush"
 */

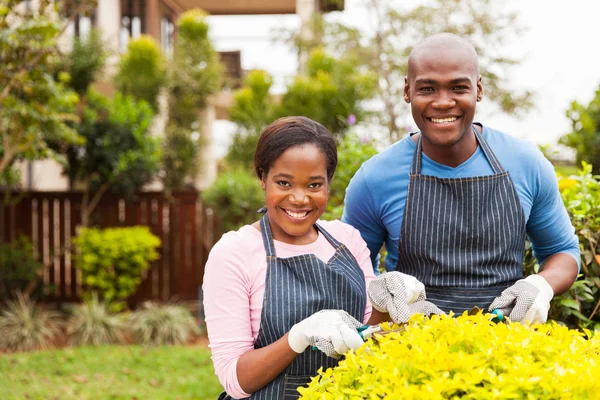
xmin=0 ymin=293 xmax=61 ymax=353
xmin=546 ymin=162 xmax=600 ymax=330
xmin=73 ymin=226 xmax=161 ymax=310
xmin=202 ymin=168 xmax=264 ymax=236
xmin=0 ymin=237 xmax=43 ymax=300
xmin=323 ymin=133 xmax=378 ymax=220
xmin=560 ymin=84 xmax=600 ymax=174
xmin=168 ymin=9 xmax=222 ymax=129
xmin=65 ymin=29 xmax=107 ymax=95
xmin=161 ymin=124 xmax=202 ymax=191
xmin=299 ymin=313 xmax=600 ymax=399
xmin=66 ymin=292 xmax=125 ymax=346
xmin=115 ymin=35 xmax=166 ymax=111
xmin=128 ymin=301 xmax=200 ymax=346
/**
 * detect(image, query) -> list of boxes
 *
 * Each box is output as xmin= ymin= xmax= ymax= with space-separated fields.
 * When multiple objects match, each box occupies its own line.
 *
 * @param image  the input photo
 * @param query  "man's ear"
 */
xmin=476 ymin=75 xmax=484 ymax=102
xmin=404 ymin=76 xmax=411 ymax=103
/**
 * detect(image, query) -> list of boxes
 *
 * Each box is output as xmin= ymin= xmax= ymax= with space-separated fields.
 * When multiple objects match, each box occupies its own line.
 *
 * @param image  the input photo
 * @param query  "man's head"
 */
xmin=404 ymin=33 xmax=483 ymax=154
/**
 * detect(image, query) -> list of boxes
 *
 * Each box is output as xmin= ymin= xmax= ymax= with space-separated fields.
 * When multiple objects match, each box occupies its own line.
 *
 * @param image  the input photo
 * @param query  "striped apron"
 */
xmin=218 ymin=213 xmax=366 ymax=399
xmin=397 ymin=126 xmax=526 ymax=313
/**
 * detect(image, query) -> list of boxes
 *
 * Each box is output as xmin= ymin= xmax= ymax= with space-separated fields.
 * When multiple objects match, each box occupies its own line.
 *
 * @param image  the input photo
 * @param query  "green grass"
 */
xmin=0 ymin=344 xmax=223 ymax=400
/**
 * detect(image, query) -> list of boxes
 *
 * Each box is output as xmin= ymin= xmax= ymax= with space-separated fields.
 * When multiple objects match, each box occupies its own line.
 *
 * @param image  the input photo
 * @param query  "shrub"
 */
xmin=115 ymin=35 xmax=166 ymax=111
xmin=0 ymin=236 xmax=43 ymax=300
xmin=65 ymin=29 xmax=107 ymax=95
xmin=299 ymin=313 xmax=600 ymax=399
xmin=202 ymin=168 xmax=264 ymax=236
xmin=323 ymin=133 xmax=378 ymax=220
xmin=161 ymin=124 xmax=202 ymax=192
xmin=0 ymin=292 xmax=61 ymax=352
xmin=66 ymin=293 xmax=125 ymax=346
xmin=547 ymin=162 xmax=600 ymax=330
xmin=73 ymin=226 xmax=161 ymax=310
xmin=128 ymin=301 xmax=200 ymax=345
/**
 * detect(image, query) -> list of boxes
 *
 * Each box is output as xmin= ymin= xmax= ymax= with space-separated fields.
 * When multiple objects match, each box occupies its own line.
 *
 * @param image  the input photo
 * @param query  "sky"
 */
xmin=205 ymin=0 xmax=600 ymax=158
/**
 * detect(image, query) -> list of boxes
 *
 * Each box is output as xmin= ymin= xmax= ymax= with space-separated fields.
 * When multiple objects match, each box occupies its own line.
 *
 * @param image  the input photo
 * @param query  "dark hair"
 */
xmin=254 ymin=116 xmax=337 ymax=182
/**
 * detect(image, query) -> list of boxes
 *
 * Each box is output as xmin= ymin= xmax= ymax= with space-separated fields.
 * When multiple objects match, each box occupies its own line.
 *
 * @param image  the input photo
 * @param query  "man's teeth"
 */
xmin=430 ymin=117 xmax=458 ymax=123
xmin=285 ymin=210 xmax=308 ymax=218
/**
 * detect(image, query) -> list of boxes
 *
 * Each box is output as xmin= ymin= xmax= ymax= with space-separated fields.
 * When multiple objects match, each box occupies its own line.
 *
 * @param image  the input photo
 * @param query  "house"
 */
xmin=17 ymin=0 xmax=344 ymax=191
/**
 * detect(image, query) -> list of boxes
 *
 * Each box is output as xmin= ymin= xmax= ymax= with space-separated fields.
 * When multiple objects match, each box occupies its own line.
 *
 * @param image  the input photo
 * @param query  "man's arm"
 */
xmin=526 ymin=154 xmax=580 ymax=292
xmin=341 ymin=167 xmax=387 ymax=271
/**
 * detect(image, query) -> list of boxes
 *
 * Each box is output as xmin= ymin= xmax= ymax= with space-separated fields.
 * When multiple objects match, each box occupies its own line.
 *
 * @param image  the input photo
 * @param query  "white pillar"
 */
xmin=97 ymin=0 xmax=121 ymax=78
xmin=195 ymin=106 xmax=217 ymax=191
xmin=296 ymin=0 xmax=317 ymax=75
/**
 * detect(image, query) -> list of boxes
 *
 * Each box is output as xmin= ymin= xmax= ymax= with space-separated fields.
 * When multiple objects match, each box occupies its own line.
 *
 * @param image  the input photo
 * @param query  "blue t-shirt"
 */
xmin=341 ymin=124 xmax=580 ymax=274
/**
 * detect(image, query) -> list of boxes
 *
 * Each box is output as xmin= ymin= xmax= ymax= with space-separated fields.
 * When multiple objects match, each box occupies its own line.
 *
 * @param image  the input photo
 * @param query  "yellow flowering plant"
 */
xmin=298 ymin=313 xmax=600 ymax=399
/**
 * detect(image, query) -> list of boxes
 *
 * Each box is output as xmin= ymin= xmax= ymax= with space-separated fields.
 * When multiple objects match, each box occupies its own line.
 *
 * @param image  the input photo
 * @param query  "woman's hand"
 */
xmin=288 ymin=310 xmax=364 ymax=359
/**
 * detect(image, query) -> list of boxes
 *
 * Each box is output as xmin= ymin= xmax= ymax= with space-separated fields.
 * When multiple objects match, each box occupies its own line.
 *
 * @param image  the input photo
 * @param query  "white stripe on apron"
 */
xmin=219 ymin=213 xmax=366 ymax=399
xmin=397 ymin=125 xmax=526 ymax=313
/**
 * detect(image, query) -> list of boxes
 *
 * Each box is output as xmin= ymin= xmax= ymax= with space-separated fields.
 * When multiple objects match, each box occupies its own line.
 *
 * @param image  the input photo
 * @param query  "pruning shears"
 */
xmin=311 ymin=308 xmax=504 ymax=351
xmin=468 ymin=306 xmax=504 ymax=323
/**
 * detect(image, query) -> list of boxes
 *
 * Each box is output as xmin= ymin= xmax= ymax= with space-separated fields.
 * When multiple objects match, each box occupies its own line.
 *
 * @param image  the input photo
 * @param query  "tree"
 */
xmin=162 ymin=9 xmax=222 ymax=191
xmin=280 ymin=0 xmax=534 ymax=143
xmin=63 ymin=90 xmax=161 ymax=226
xmin=115 ymin=35 xmax=166 ymax=112
xmin=0 ymin=0 xmax=94 ymax=185
xmin=560 ymin=84 xmax=600 ymax=174
xmin=225 ymin=50 xmax=377 ymax=168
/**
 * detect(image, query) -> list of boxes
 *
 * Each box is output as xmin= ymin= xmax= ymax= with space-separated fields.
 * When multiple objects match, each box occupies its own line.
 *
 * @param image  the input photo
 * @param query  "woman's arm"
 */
xmin=236 ymin=334 xmax=298 ymax=393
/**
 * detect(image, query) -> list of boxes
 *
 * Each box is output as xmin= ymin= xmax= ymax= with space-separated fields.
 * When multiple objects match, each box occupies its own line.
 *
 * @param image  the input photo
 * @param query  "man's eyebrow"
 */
xmin=414 ymin=77 xmax=472 ymax=85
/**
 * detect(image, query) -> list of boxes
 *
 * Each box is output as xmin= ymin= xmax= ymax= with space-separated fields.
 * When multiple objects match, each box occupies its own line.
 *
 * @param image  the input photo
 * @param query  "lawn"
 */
xmin=0 ymin=343 xmax=223 ymax=400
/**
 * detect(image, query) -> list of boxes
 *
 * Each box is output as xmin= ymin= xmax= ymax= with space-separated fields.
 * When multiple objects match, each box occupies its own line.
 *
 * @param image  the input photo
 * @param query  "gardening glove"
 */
xmin=488 ymin=275 xmax=554 ymax=324
xmin=288 ymin=310 xmax=364 ymax=359
xmin=368 ymin=271 xmax=444 ymax=323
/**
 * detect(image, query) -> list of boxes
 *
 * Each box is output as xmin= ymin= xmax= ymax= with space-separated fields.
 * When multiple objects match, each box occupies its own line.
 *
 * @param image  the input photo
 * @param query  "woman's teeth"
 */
xmin=285 ymin=210 xmax=308 ymax=218
xmin=430 ymin=117 xmax=458 ymax=123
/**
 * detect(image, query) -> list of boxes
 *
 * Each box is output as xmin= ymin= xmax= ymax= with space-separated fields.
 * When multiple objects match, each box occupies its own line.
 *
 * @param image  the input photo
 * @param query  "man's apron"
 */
xmin=219 ymin=213 xmax=366 ymax=399
xmin=397 ymin=125 xmax=526 ymax=313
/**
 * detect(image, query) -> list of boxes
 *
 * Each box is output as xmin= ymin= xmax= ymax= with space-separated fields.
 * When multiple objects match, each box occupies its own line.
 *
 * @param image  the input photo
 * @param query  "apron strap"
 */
xmin=260 ymin=213 xmax=277 ymax=257
xmin=411 ymin=125 xmax=505 ymax=175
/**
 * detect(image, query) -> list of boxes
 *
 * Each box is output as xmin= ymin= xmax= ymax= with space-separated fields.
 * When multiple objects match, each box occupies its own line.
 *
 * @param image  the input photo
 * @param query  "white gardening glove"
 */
xmin=368 ymin=271 xmax=444 ymax=323
xmin=288 ymin=310 xmax=364 ymax=359
xmin=488 ymin=275 xmax=554 ymax=324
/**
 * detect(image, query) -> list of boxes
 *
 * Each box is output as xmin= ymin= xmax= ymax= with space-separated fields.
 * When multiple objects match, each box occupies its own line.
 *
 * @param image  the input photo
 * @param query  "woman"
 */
xmin=203 ymin=116 xmax=385 ymax=399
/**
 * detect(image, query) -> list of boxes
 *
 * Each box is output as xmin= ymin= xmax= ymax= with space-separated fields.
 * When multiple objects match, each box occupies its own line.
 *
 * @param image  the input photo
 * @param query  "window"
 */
xmin=120 ymin=0 xmax=146 ymax=52
xmin=161 ymin=15 xmax=174 ymax=58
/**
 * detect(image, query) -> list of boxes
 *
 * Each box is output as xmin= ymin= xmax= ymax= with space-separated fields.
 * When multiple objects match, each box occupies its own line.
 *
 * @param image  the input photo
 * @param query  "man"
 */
xmin=342 ymin=33 xmax=579 ymax=324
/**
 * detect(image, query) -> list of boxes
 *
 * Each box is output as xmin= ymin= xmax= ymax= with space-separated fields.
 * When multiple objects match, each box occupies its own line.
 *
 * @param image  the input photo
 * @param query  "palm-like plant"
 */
xmin=66 ymin=293 xmax=125 ymax=346
xmin=129 ymin=301 xmax=200 ymax=346
xmin=0 ymin=292 xmax=62 ymax=352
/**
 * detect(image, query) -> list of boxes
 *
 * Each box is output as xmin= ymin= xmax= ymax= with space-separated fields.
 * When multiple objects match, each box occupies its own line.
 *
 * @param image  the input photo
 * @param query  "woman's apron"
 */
xmin=219 ymin=213 xmax=366 ymax=399
xmin=397 ymin=126 xmax=526 ymax=313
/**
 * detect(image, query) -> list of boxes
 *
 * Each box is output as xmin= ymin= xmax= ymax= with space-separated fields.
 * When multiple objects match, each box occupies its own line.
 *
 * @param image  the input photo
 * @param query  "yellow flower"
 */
xmin=298 ymin=313 xmax=600 ymax=399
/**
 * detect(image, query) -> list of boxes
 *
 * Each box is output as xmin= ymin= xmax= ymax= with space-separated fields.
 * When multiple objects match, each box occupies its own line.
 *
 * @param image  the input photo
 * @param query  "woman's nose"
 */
xmin=288 ymin=190 xmax=308 ymax=204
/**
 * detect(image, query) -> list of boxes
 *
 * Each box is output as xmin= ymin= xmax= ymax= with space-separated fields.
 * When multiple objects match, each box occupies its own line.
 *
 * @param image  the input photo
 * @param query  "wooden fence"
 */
xmin=0 ymin=191 xmax=215 ymax=305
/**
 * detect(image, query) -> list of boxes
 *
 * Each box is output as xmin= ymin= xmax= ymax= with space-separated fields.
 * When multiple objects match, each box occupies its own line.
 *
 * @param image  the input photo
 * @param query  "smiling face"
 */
xmin=261 ymin=143 xmax=329 ymax=245
xmin=404 ymin=36 xmax=483 ymax=164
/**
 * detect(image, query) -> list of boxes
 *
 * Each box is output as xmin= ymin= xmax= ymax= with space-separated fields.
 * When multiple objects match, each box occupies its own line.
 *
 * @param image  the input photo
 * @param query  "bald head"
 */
xmin=407 ymin=33 xmax=479 ymax=79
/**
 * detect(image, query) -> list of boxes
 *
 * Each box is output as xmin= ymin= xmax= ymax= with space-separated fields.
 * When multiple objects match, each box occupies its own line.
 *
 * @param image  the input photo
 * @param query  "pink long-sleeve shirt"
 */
xmin=202 ymin=220 xmax=375 ymax=399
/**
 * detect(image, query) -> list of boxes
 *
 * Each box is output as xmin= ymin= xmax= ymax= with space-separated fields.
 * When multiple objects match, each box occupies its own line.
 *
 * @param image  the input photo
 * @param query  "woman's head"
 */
xmin=254 ymin=116 xmax=337 ymax=245
xmin=254 ymin=116 xmax=337 ymax=183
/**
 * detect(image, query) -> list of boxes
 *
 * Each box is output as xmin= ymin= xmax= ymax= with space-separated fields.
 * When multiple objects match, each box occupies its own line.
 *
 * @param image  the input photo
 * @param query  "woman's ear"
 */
xmin=259 ymin=168 xmax=266 ymax=191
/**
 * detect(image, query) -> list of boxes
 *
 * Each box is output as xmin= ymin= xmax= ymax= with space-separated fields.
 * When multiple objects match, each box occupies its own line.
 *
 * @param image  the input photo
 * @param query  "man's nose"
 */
xmin=432 ymin=92 xmax=456 ymax=109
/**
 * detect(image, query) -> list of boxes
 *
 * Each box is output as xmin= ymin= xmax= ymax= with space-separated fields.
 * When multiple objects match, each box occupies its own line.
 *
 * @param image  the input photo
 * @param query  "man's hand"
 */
xmin=488 ymin=275 xmax=554 ymax=324
xmin=288 ymin=310 xmax=364 ymax=359
xmin=368 ymin=271 xmax=444 ymax=323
